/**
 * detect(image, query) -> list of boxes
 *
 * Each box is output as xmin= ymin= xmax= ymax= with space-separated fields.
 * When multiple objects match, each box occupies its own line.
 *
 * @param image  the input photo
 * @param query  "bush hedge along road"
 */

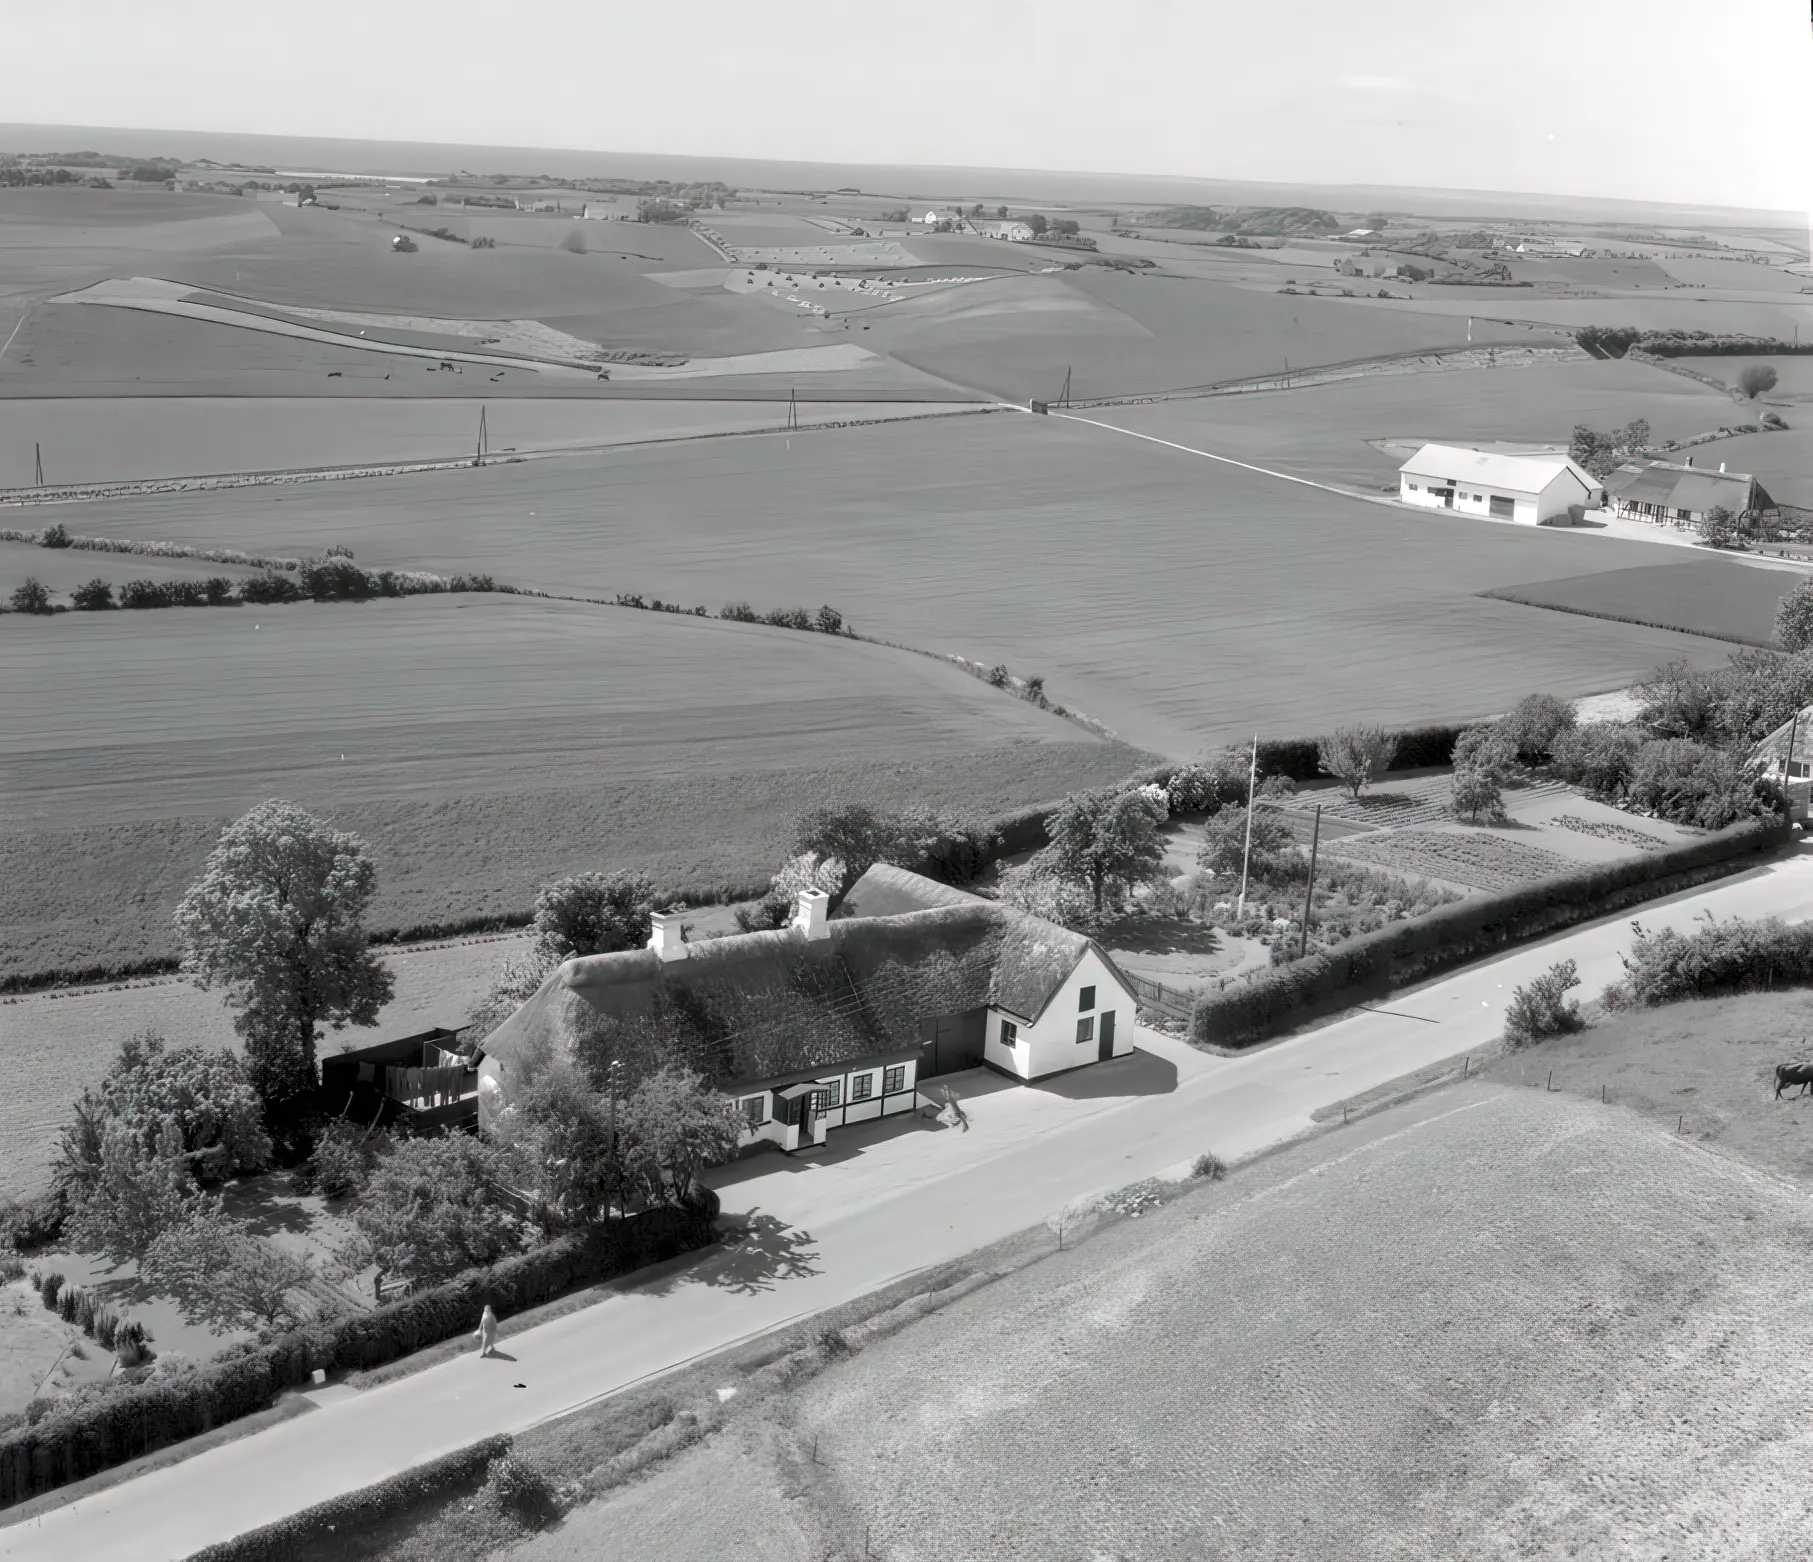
xmin=1190 ymin=817 xmax=1788 ymax=1048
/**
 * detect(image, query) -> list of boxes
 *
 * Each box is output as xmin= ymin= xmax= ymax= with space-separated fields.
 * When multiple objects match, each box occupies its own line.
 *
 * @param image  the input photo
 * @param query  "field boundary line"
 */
xmin=1047 ymin=410 xmax=1393 ymax=508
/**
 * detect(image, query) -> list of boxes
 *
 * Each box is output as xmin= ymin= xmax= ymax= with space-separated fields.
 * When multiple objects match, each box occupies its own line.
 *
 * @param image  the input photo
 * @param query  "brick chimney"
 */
xmin=792 ymin=889 xmax=831 ymax=942
xmin=647 ymin=911 xmax=688 ymax=962
xmin=1685 ymin=456 xmax=1694 ymax=468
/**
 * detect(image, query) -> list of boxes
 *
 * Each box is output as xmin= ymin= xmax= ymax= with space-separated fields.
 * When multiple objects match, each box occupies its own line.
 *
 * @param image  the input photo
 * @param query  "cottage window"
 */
xmin=999 ymin=1019 xmax=1019 ymax=1046
xmin=1407 ymin=481 xmax=1419 ymax=490
xmin=1076 ymin=1016 xmax=1095 ymax=1045
xmin=738 ymin=1094 xmax=767 ymax=1128
xmin=1079 ymin=986 xmax=1096 ymax=1012
xmin=1676 ymin=508 xmax=1692 ymax=522
xmin=850 ymin=1071 xmax=874 ymax=1102
xmin=819 ymin=1079 xmax=843 ymax=1109
xmin=883 ymin=1064 xmax=907 ymax=1094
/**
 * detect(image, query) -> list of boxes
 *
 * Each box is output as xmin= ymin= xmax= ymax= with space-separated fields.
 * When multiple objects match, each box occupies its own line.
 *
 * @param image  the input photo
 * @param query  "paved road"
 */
xmin=6 ymin=840 xmax=1811 ymax=1560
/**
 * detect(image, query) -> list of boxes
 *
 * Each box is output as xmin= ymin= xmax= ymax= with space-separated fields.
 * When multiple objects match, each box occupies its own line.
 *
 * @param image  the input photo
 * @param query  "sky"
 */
xmin=11 ymin=0 xmax=1809 ymax=213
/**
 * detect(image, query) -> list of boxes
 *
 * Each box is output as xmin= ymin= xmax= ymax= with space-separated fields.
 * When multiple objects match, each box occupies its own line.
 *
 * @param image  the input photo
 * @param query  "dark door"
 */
xmin=1098 ymin=1010 xmax=1116 ymax=1062
xmin=918 ymin=1008 xmax=988 ymax=1079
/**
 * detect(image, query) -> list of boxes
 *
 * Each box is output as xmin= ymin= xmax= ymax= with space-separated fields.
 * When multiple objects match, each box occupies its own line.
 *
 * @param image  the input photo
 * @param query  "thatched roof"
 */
xmin=838 ymin=862 xmax=987 ymax=919
xmin=481 ymin=869 xmax=1120 ymax=1092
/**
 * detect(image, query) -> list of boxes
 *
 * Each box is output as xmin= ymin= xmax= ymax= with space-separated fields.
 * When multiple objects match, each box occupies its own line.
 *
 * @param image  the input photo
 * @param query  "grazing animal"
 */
xmin=1774 ymin=1062 xmax=1813 ymax=1099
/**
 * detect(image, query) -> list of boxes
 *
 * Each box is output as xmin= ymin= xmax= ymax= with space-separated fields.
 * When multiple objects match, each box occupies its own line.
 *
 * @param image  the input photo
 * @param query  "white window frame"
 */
xmin=819 ymin=1078 xmax=843 ymax=1109
xmin=1000 ymin=1019 xmax=1019 ymax=1046
xmin=738 ymin=1094 xmax=768 ymax=1127
xmin=849 ymin=1071 xmax=874 ymax=1102
xmin=882 ymin=1064 xmax=907 ymax=1095
xmin=1076 ymin=1016 xmax=1095 ymax=1045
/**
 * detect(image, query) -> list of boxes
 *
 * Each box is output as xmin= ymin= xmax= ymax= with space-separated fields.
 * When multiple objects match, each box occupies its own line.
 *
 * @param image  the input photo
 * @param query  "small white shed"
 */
xmin=1397 ymin=444 xmax=1601 ymax=526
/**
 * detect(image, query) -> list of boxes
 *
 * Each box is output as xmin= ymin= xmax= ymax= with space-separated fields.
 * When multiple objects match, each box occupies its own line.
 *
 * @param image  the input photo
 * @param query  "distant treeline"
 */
xmin=1578 ymin=326 xmax=1813 ymax=360
xmin=1142 ymin=205 xmax=1340 ymax=236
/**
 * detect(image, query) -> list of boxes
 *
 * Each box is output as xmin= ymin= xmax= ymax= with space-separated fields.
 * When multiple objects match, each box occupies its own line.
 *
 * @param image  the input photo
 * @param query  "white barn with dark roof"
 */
xmin=478 ymin=864 xmax=1137 ymax=1156
xmin=1397 ymin=443 xmax=1602 ymax=525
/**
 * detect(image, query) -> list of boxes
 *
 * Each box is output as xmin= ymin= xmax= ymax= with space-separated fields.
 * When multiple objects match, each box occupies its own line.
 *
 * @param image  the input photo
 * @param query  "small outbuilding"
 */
xmin=1397 ymin=444 xmax=1601 ymax=525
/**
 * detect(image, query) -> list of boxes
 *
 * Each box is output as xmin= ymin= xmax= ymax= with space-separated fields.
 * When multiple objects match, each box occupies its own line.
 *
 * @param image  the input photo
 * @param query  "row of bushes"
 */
xmin=720 ymin=601 xmax=851 ymax=635
xmin=0 ymin=525 xmax=298 ymax=571
xmin=1577 ymin=326 xmax=1813 ymax=360
xmin=1188 ymin=817 xmax=1786 ymax=1048
xmin=187 ymin=1436 xmax=515 ymax=1562
xmin=3 ymin=562 xmax=507 ymax=615
xmin=29 ymin=1272 xmax=147 ymax=1362
xmin=0 ymin=1200 xmax=716 ymax=1507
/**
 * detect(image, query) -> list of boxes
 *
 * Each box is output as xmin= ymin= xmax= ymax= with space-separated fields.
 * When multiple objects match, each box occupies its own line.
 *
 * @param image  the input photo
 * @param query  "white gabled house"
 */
xmin=477 ymin=863 xmax=1138 ymax=1157
xmin=1397 ymin=443 xmax=1602 ymax=526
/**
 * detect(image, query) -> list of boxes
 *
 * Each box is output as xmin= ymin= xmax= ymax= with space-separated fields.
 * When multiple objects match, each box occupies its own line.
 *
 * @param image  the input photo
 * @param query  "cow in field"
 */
xmin=1774 ymin=1063 xmax=1813 ymax=1099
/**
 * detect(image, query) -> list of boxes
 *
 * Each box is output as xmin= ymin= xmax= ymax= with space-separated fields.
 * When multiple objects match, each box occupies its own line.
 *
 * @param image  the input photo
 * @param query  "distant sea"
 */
xmin=0 ymin=122 xmax=1800 ymax=228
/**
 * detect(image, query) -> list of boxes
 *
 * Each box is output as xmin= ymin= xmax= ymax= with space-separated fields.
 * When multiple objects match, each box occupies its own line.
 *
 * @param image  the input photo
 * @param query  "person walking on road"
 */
xmin=475 ymin=1303 xmax=498 ymax=1358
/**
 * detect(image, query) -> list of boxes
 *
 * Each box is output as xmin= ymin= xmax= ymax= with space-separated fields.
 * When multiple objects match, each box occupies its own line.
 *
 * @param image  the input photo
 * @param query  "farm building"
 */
xmin=977 ymin=220 xmax=1036 ymax=242
xmin=1398 ymin=444 xmax=1602 ymax=525
xmin=1601 ymin=459 xmax=1774 ymax=529
xmin=477 ymin=864 xmax=1137 ymax=1156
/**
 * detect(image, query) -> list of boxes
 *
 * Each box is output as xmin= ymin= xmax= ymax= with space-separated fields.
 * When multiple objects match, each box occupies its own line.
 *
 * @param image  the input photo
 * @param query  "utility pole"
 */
xmin=34 ymin=442 xmax=43 ymax=486
xmin=786 ymin=388 xmax=799 ymax=431
xmin=1298 ymin=805 xmax=1322 ymax=960
xmin=1059 ymin=365 xmax=1071 ymax=408
xmin=1783 ymin=708 xmax=1801 ymax=821
xmin=1236 ymin=734 xmax=1258 ymax=919
xmin=476 ymin=405 xmax=487 ymax=466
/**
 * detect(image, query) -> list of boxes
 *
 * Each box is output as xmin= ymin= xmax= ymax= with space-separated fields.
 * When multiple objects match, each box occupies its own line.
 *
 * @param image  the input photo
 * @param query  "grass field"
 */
xmin=0 ymin=397 xmax=984 ymax=489
xmin=0 ymin=931 xmax=531 ymax=1199
xmin=512 ymin=1084 xmax=1813 ymax=1561
xmin=17 ymin=410 xmax=1743 ymax=758
xmin=0 ymin=593 xmax=1146 ymax=978
xmin=1481 ymin=558 xmax=1799 ymax=646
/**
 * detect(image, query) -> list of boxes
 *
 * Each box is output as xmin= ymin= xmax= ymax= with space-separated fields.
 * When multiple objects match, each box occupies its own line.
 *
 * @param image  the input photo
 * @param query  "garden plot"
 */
xmin=1324 ymin=825 xmax=1578 ymax=892
xmin=1482 ymin=558 xmax=1800 ymax=647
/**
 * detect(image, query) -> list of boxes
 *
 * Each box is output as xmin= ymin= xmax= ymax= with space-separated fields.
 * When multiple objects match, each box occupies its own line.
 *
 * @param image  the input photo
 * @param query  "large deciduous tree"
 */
xmin=340 ymin=1134 xmax=519 ymax=1297
xmin=1035 ymin=787 xmax=1168 ymax=916
xmin=615 ymin=1066 xmax=743 ymax=1211
xmin=176 ymin=800 xmax=394 ymax=1108
xmin=532 ymin=871 xmax=657 ymax=962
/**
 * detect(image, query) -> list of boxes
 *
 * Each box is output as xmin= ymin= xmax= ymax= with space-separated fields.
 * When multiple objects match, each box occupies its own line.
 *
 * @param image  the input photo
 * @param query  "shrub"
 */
xmin=1198 ymin=804 xmax=1296 ymax=877
xmin=1550 ymin=723 xmax=1645 ymax=796
xmin=1192 ymin=1152 xmax=1227 ymax=1181
xmin=70 ymin=578 xmax=115 ymax=610
xmin=119 ymin=579 xmax=174 ymax=608
xmin=719 ymin=601 xmax=759 ymax=622
xmin=480 ymin=1453 xmax=560 ymax=1527
xmin=1451 ymin=722 xmax=1515 ymax=779
xmin=527 ymin=872 xmax=655 ymax=963
xmin=1776 ymin=579 xmax=1813 ymax=653
xmin=814 ymin=604 xmax=845 ymax=635
xmin=1624 ymin=739 xmax=1771 ymax=829
xmin=8 ymin=577 xmax=52 ymax=614
xmin=39 ymin=523 xmax=71 ymax=548
xmin=237 ymin=573 xmax=302 ymax=604
xmin=1499 ymin=693 xmax=1575 ymax=764
xmin=309 ymin=1119 xmax=379 ymax=1200
xmin=986 ymin=663 xmax=1009 ymax=687
xmin=341 ymin=1134 xmax=520 ymax=1296
xmin=1317 ymin=725 xmax=1396 ymax=799
xmin=1699 ymin=505 xmax=1742 ymax=549
xmin=764 ymin=605 xmax=813 ymax=631
xmin=1738 ymin=365 xmax=1778 ymax=399
xmin=470 ymin=235 xmax=497 ymax=249
xmin=39 ymin=1272 xmax=65 ymax=1308
xmin=1763 ymin=411 xmax=1788 ymax=431
xmin=1603 ymin=915 xmax=1813 ymax=1008
xmin=1503 ymin=959 xmax=1585 ymax=1044
xmin=1450 ymin=766 xmax=1506 ymax=823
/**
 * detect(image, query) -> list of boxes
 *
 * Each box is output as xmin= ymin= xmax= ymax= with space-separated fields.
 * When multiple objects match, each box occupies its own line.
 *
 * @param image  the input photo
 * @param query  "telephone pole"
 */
xmin=1236 ymin=734 xmax=1258 ymax=919
xmin=34 ymin=442 xmax=43 ymax=486
xmin=1059 ymin=365 xmax=1071 ymax=408
xmin=786 ymin=389 xmax=799 ymax=431
xmin=475 ymin=406 xmax=487 ymax=466
xmin=1298 ymin=805 xmax=1322 ymax=960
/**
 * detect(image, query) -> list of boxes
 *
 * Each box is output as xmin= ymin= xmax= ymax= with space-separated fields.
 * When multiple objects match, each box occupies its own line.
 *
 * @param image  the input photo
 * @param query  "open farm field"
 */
xmin=29 ymin=410 xmax=1744 ymax=757
xmin=1481 ymin=558 xmax=1799 ymax=646
xmin=1674 ymin=354 xmax=1813 ymax=399
xmin=0 ymin=396 xmax=985 ymax=488
xmin=860 ymin=266 xmax=1544 ymax=402
xmin=1691 ymin=425 xmax=1813 ymax=510
xmin=1088 ymin=355 xmax=1737 ymax=490
xmin=529 ymin=1085 xmax=1813 ymax=1561
xmin=0 ymin=932 xmax=531 ymax=1200
xmin=0 ymin=592 xmax=1146 ymax=979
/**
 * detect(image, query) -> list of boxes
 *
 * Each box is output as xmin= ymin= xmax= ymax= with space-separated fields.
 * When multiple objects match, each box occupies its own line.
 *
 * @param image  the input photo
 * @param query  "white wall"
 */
xmin=1400 ymin=473 xmax=1540 ymax=524
xmin=730 ymin=1057 xmax=918 ymax=1151
xmin=983 ymin=948 xmax=1136 ymax=1080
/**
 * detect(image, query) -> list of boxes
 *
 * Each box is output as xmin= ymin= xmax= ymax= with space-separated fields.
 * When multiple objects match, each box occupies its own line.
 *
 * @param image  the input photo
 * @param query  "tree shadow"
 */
xmin=699 ymin=1213 xmax=822 ymax=1295
xmin=219 ymin=1176 xmax=315 ymax=1239
xmin=1103 ymin=916 xmax=1221 ymax=957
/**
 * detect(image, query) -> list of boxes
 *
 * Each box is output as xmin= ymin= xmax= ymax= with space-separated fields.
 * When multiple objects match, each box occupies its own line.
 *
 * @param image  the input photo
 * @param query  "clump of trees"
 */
xmin=1002 ymin=786 xmax=1168 ymax=926
xmin=1738 ymin=365 xmax=1778 ymax=399
xmin=1569 ymin=419 xmax=1651 ymax=478
xmin=1317 ymin=725 xmax=1396 ymax=799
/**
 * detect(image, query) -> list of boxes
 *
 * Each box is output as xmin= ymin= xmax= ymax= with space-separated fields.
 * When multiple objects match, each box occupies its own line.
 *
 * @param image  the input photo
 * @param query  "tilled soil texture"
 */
xmin=0 ymin=593 xmax=1147 ymax=980
xmin=516 ymin=1085 xmax=1813 ymax=1561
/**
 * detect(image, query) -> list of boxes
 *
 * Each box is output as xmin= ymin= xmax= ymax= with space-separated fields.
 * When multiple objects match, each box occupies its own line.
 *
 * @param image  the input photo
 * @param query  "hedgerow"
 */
xmin=0 ymin=1201 xmax=715 ymax=1508
xmin=1189 ymin=818 xmax=1785 ymax=1048
xmin=1602 ymin=916 xmax=1813 ymax=1009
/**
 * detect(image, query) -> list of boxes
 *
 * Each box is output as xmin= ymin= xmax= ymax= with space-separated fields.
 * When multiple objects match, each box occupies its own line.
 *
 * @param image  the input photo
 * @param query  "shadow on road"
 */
xmin=1032 ymin=1048 xmax=1177 ymax=1100
xmin=700 ymin=1212 xmax=822 ymax=1294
